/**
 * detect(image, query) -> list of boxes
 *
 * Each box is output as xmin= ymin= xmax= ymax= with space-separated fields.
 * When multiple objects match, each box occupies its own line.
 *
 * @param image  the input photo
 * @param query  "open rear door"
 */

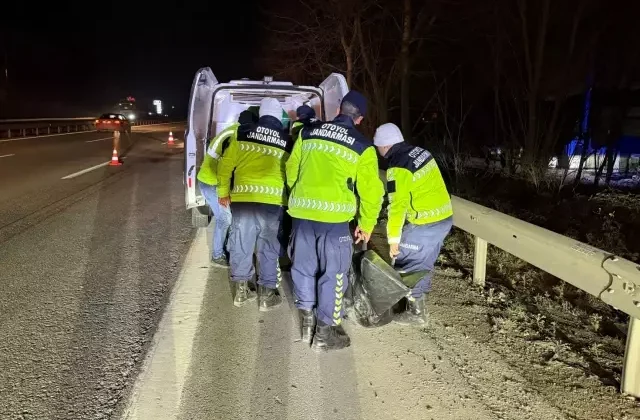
xmin=319 ymin=73 xmax=349 ymax=121
xmin=185 ymin=67 xmax=218 ymax=216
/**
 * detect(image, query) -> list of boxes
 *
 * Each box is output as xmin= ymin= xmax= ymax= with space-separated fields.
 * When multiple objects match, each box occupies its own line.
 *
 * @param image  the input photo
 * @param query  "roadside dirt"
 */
xmin=369 ymin=222 xmax=640 ymax=420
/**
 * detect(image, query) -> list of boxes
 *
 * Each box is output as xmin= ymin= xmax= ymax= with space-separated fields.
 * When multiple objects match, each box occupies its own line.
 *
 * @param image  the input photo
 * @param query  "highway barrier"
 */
xmin=0 ymin=117 xmax=172 ymax=139
xmin=378 ymin=170 xmax=640 ymax=397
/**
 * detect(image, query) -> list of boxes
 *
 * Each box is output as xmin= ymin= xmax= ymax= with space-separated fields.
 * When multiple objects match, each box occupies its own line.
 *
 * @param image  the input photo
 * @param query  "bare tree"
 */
xmin=398 ymin=0 xmax=437 ymax=141
xmin=482 ymin=0 xmax=596 ymax=181
xmin=429 ymin=72 xmax=473 ymax=191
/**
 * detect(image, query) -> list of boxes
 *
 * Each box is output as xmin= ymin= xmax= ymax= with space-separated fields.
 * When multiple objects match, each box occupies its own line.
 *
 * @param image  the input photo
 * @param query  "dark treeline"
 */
xmin=259 ymin=0 xmax=640 ymax=187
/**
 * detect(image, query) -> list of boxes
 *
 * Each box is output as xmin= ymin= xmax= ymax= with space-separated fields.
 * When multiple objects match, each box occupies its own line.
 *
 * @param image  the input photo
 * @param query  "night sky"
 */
xmin=1 ymin=2 xmax=261 ymax=118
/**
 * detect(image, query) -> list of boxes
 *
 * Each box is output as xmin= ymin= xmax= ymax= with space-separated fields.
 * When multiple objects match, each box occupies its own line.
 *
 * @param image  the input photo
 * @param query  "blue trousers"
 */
xmin=228 ymin=203 xmax=283 ymax=288
xmin=395 ymin=217 xmax=453 ymax=298
xmin=199 ymin=181 xmax=232 ymax=259
xmin=288 ymin=218 xmax=353 ymax=326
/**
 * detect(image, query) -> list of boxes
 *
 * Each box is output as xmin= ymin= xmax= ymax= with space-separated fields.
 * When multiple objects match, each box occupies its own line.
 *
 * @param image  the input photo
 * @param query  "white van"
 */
xmin=184 ymin=67 xmax=349 ymax=227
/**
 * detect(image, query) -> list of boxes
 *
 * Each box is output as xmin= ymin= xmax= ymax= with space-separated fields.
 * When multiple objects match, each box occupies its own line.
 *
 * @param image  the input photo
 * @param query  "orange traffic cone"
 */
xmin=109 ymin=149 xmax=122 ymax=166
xmin=167 ymin=131 xmax=174 ymax=145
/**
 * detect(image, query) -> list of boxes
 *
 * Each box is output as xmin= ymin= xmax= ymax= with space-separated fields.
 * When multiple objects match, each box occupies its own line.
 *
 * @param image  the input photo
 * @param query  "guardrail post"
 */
xmin=7 ymin=129 xmax=10 ymax=138
xmin=47 ymin=126 xmax=50 ymax=134
xmin=473 ymin=236 xmax=488 ymax=287
xmin=22 ymin=128 xmax=25 ymax=137
xmin=58 ymin=126 xmax=61 ymax=133
xmin=622 ymin=317 xmax=640 ymax=397
xmin=35 ymin=127 xmax=39 ymax=136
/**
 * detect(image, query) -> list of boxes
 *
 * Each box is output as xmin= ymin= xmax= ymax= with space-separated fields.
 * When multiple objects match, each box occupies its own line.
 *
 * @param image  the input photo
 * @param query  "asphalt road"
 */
xmin=0 ymin=125 xmax=183 ymax=241
xmin=0 ymin=124 xmax=195 ymax=419
xmin=1 ymin=124 xmax=637 ymax=420
xmin=121 ymin=230 xmax=566 ymax=420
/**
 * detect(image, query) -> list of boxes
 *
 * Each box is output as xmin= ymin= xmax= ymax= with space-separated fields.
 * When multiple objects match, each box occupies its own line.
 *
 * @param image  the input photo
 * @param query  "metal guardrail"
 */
xmin=455 ymin=196 xmax=640 ymax=397
xmin=0 ymin=118 xmax=170 ymax=139
xmin=378 ymin=170 xmax=640 ymax=397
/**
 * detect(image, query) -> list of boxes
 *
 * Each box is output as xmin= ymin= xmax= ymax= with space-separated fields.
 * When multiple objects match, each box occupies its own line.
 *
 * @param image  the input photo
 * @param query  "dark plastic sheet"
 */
xmin=345 ymin=250 xmax=409 ymax=328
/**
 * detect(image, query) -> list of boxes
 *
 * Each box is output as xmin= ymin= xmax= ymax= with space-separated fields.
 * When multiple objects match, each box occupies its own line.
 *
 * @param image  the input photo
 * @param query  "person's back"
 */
xmin=286 ymin=91 xmax=384 ymax=352
xmin=217 ymin=98 xmax=292 ymax=310
xmin=385 ymin=142 xmax=452 ymax=230
xmin=218 ymin=111 xmax=291 ymax=207
xmin=287 ymin=115 xmax=379 ymax=226
xmin=373 ymin=122 xmax=453 ymax=325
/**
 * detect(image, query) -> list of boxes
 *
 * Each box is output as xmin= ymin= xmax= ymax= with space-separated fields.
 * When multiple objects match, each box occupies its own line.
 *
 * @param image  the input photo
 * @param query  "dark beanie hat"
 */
xmin=238 ymin=110 xmax=257 ymax=124
xmin=341 ymin=90 xmax=367 ymax=117
xmin=296 ymin=105 xmax=316 ymax=120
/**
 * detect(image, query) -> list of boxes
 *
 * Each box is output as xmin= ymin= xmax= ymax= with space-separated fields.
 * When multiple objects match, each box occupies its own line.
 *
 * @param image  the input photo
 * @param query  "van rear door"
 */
xmin=319 ymin=73 xmax=349 ymax=121
xmin=185 ymin=68 xmax=218 ymax=222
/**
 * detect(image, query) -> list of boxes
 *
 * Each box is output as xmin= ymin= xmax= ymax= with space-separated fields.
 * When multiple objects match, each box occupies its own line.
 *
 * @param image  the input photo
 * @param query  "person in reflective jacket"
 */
xmin=197 ymin=110 xmax=257 ymax=267
xmin=279 ymin=105 xmax=319 ymax=270
xmin=286 ymin=91 xmax=385 ymax=351
xmin=217 ymin=98 xmax=293 ymax=310
xmin=373 ymin=123 xmax=453 ymax=325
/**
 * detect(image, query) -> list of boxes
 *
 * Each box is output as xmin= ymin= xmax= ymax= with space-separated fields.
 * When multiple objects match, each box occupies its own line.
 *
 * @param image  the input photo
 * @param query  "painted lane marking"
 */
xmin=122 ymin=230 xmax=210 ymax=419
xmin=60 ymin=158 xmax=126 ymax=180
xmin=0 ymin=153 xmax=15 ymax=158
xmin=85 ymin=137 xmax=115 ymax=143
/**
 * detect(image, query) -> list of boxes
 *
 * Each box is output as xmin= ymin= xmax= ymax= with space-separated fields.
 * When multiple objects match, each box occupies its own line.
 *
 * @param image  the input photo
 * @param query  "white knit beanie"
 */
xmin=373 ymin=123 xmax=404 ymax=147
xmin=259 ymin=98 xmax=283 ymax=122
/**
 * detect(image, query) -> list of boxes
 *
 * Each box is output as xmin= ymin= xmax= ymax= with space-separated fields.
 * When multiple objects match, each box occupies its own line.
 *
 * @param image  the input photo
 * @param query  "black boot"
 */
xmin=279 ymin=256 xmax=292 ymax=272
xmin=258 ymin=285 xmax=282 ymax=312
xmin=300 ymin=310 xmax=316 ymax=344
xmin=393 ymin=295 xmax=428 ymax=325
xmin=233 ymin=281 xmax=256 ymax=307
xmin=311 ymin=321 xmax=351 ymax=352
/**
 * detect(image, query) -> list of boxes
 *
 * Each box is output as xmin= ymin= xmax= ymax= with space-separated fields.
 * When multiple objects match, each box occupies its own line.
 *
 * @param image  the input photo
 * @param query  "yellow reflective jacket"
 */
xmin=385 ymin=143 xmax=452 ymax=244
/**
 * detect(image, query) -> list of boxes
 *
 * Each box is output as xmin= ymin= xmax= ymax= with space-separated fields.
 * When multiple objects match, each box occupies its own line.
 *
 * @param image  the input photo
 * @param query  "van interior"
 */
xmin=185 ymin=68 xmax=348 ymax=225
xmin=209 ymin=87 xmax=323 ymax=140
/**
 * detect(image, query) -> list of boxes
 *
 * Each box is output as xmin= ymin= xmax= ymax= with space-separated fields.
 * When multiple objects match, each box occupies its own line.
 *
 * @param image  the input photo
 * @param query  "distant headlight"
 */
xmin=128 ymin=113 xmax=135 ymax=120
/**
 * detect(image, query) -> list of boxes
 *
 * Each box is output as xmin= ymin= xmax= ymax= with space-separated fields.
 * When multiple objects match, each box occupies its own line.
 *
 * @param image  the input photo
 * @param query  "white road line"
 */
xmin=0 ymin=130 xmax=98 ymax=143
xmin=85 ymin=137 xmax=114 ymax=143
xmin=122 ymin=230 xmax=210 ymax=420
xmin=61 ymin=162 xmax=111 ymax=179
xmin=0 ymin=153 xmax=15 ymax=158
xmin=60 ymin=158 xmax=126 ymax=180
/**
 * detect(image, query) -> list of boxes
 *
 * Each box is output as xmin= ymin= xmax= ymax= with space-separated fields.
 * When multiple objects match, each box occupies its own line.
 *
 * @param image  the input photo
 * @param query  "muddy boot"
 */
xmin=211 ymin=255 xmax=229 ymax=268
xmin=393 ymin=295 xmax=428 ymax=326
xmin=233 ymin=281 xmax=256 ymax=307
xmin=258 ymin=285 xmax=282 ymax=312
xmin=334 ymin=324 xmax=349 ymax=336
xmin=300 ymin=310 xmax=316 ymax=344
xmin=311 ymin=321 xmax=351 ymax=352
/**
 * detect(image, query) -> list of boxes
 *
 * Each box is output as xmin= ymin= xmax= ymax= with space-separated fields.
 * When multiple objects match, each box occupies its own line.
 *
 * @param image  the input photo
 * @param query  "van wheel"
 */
xmin=191 ymin=207 xmax=211 ymax=228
